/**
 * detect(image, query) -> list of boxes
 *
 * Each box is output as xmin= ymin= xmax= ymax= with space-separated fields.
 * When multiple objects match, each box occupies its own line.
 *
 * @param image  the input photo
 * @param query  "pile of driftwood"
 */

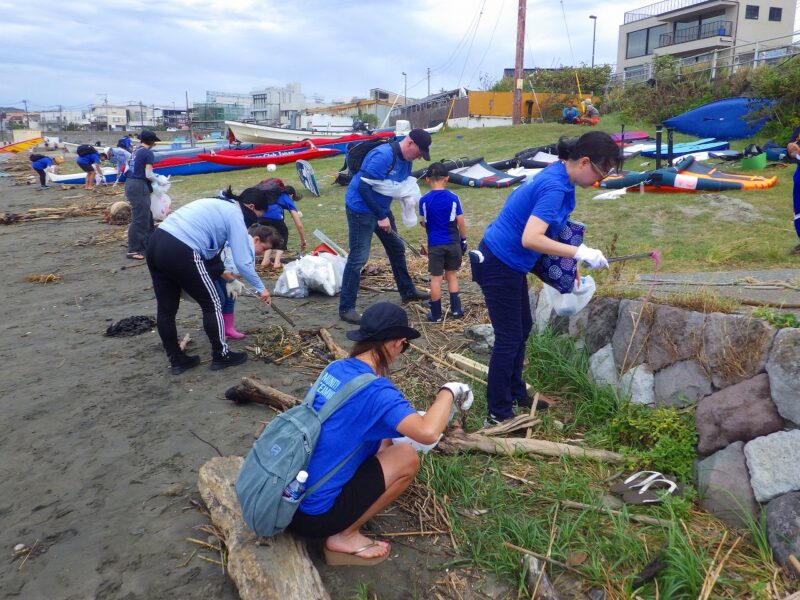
xmin=1 ymin=199 xmax=116 ymax=225
xmin=245 ymin=326 xmax=343 ymax=373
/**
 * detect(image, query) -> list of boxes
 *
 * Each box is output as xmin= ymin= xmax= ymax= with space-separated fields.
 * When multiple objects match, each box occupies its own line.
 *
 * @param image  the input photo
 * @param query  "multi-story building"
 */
xmin=251 ymin=83 xmax=305 ymax=127
xmin=91 ymin=105 xmax=127 ymax=131
xmin=617 ymin=0 xmax=796 ymax=82
xmin=38 ymin=109 xmax=92 ymax=130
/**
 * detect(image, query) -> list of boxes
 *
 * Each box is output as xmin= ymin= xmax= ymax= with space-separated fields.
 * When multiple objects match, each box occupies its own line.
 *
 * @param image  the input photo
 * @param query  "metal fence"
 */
xmin=624 ymin=0 xmax=712 ymax=24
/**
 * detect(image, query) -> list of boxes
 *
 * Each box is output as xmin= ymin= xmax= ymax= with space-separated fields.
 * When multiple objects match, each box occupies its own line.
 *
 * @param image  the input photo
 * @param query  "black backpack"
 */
xmin=29 ymin=153 xmax=45 ymax=162
xmin=76 ymin=144 xmax=97 ymax=157
xmin=334 ymin=139 xmax=398 ymax=186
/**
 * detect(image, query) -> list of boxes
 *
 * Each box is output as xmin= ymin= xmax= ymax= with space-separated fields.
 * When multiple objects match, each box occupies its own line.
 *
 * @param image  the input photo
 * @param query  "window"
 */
xmin=769 ymin=7 xmax=782 ymax=20
xmin=627 ymin=29 xmax=648 ymax=58
xmin=647 ymin=24 xmax=668 ymax=53
xmin=745 ymin=5 xmax=759 ymax=19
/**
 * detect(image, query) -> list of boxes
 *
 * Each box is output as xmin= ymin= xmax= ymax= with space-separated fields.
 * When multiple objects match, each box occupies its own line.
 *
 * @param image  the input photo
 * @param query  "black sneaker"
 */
xmin=210 ymin=350 xmax=248 ymax=371
xmin=483 ymin=413 xmax=511 ymax=428
xmin=401 ymin=290 xmax=430 ymax=303
xmin=170 ymin=353 xmax=200 ymax=375
xmin=513 ymin=396 xmax=551 ymax=412
xmin=339 ymin=309 xmax=361 ymax=324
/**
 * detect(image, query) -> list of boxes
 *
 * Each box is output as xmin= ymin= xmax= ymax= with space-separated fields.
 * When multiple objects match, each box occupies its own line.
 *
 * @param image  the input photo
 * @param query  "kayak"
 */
xmin=203 ymin=147 xmax=338 ymax=166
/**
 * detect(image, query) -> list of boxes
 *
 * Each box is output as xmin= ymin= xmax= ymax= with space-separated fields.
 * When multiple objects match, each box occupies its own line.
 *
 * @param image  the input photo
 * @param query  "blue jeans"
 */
xmin=213 ymin=278 xmax=235 ymax=315
xmin=339 ymin=207 xmax=417 ymax=313
xmin=478 ymin=241 xmax=532 ymax=420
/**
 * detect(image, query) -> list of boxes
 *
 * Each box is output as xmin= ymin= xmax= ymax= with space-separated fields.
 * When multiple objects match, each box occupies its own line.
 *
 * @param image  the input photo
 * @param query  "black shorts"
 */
xmin=260 ymin=218 xmax=289 ymax=250
xmin=428 ymin=242 xmax=462 ymax=276
xmin=77 ymin=162 xmax=95 ymax=173
xmin=288 ymin=455 xmax=385 ymax=538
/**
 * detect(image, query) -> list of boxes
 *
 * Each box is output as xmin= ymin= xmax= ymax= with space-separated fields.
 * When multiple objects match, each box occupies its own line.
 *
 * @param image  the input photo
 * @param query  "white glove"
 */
xmin=441 ymin=382 xmax=474 ymax=420
xmin=574 ymin=243 xmax=609 ymax=269
xmin=226 ymin=279 xmax=244 ymax=300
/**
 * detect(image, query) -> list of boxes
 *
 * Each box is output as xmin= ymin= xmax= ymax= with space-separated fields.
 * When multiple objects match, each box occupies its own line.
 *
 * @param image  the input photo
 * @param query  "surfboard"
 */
xmin=295 ymin=159 xmax=320 ymax=197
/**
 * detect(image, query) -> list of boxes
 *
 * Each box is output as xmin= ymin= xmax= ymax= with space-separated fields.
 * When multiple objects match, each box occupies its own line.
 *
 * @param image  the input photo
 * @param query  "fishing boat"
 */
xmin=226 ymin=121 xmax=364 ymax=144
xmin=48 ymin=167 xmax=119 ymax=186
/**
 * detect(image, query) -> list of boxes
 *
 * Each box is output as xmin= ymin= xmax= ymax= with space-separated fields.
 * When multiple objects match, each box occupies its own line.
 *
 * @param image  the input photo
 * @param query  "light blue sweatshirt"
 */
xmin=158 ymin=198 xmax=265 ymax=293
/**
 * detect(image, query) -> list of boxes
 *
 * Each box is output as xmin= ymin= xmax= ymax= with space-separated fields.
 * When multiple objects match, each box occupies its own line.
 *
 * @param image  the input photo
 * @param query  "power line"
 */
xmin=467 ymin=0 xmax=506 ymax=88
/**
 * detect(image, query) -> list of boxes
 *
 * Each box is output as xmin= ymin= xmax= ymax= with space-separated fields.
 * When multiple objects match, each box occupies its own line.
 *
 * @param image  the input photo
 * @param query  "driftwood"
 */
xmin=318 ymin=327 xmax=347 ymax=360
xmin=198 ymin=456 xmax=329 ymax=600
xmin=447 ymin=352 xmax=535 ymax=394
xmin=524 ymin=555 xmax=565 ymax=600
xmin=225 ymin=377 xmax=301 ymax=412
xmin=440 ymin=429 xmax=625 ymax=463
xmin=477 ymin=414 xmax=541 ymax=436
xmin=179 ymin=333 xmax=191 ymax=352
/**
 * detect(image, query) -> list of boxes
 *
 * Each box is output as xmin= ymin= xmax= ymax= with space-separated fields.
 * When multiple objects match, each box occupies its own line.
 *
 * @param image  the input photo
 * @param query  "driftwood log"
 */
xmin=318 ymin=327 xmax=347 ymax=360
xmin=225 ymin=377 xmax=301 ymax=411
xmin=440 ymin=429 xmax=625 ymax=463
xmin=198 ymin=456 xmax=329 ymax=600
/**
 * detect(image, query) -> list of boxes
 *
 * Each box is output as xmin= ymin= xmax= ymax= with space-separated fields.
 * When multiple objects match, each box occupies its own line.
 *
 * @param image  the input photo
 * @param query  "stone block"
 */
xmin=696 ymin=441 xmax=759 ymax=528
xmin=744 ymin=430 xmax=800 ymax=502
xmin=766 ymin=491 xmax=800 ymax=569
xmin=646 ymin=305 xmax=705 ymax=371
xmin=589 ymin=344 xmax=618 ymax=387
xmin=695 ymin=373 xmax=783 ymax=455
xmin=654 ymin=359 xmax=712 ymax=407
xmin=465 ymin=324 xmax=494 ymax=354
xmin=618 ymin=364 xmax=654 ymax=405
xmin=765 ymin=328 xmax=800 ymax=425
xmin=701 ymin=312 xmax=775 ymax=389
xmin=569 ymin=297 xmax=620 ymax=355
xmin=612 ymin=300 xmax=655 ymax=370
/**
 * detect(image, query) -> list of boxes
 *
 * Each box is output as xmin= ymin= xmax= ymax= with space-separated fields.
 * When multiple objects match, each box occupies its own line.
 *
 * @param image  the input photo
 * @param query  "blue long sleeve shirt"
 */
xmin=158 ymin=198 xmax=265 ymax=292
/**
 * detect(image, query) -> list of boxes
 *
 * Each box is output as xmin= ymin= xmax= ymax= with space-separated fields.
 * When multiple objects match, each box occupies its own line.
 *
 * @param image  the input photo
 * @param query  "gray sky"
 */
xmin=3 ymin=0 xmax=677 ymax=110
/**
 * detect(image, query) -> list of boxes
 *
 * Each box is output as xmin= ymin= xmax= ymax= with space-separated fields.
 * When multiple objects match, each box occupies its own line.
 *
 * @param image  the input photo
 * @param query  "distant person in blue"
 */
xmin=117 ymin=134 xmax=134 ymax=152
xmin=125 ymin=130 xmax=159 ymax=260
xmin=75 ymin=148 xmax=104 ymax=190
xmin=418 ymin=162 xmax=467 ymax=322
xmin=287 ymin=302 xmax=473 ymax=566
xmin=104 ymin=146 xmax=132 ymax=187
xmin=145 ymin=188 xmax=282 ymax=374
xmin=786 ymin=129 xmax=800 ymax=254
xmin=559 ymin=100 xmax=580 ymax=124
xmin=339 ymin=129 xmax=432 ymax=324
xmin=472 ymin=132 xmax=618 ymax=425
xmin=29 ymin=153 xmax=63 ymax=190
xmin=259 ymin=185 xmax=307 ymax=269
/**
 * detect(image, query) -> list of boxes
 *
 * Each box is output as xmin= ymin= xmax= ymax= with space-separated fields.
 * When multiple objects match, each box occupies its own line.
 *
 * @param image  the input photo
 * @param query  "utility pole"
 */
xmin=58 ymin=104 xmax=63 ymax=132
xmin=590 ymin=15 xmax=598 ymax=68
xmin=512 ymin=0 xmax=526 ymax=125
xmin=402 ymin=72 xmax=407 ymax=106
xmin=427 ymin=67 xmax=431 ymax=97
xmin=23 ymin=99 xmax=30 ymax=128
xmin=186 ymin=91 xmax=195 ymax=148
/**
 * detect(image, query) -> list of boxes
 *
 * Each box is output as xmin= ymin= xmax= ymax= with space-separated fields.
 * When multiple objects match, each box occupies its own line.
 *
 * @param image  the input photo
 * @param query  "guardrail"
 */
xmin=658 ymin=20 xmax=733 ymax=46
xmin=624 ymin=0 xmax=711 ymax=24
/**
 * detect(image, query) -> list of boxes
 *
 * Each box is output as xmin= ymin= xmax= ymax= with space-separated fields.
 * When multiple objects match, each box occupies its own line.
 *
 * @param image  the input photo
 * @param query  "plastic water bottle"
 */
xmin=282 ymin=471 xmax=308 ymax=503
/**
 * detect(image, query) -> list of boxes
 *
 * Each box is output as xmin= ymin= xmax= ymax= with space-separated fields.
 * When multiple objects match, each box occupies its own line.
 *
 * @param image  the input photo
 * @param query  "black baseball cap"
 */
xmin=139 ymin=130 xmax=161 ymax=143
xmin=408 ymin=128 xmax=432 ymax=161
xmin=346 ymin=302 xmax=421 ymax=342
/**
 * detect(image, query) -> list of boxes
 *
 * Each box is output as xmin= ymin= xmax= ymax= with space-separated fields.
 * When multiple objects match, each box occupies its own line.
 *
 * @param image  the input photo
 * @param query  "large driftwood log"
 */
xmin=441 ymin=429 xmax=625 ymax=463
xmin=318 ymin=328 xmax=347 ymax=360
xmin=225 ymin=377 xmax=301 ymax=411
xmin=198 ymin=456 xmax=330 ymax=600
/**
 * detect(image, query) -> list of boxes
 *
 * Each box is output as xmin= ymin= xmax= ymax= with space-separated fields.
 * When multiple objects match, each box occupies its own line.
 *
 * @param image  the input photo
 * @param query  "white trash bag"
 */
xmin=150 ymin=174 xmax=172 ymax=220
xmin=273 ymin=261 xmax=308 ymax=298
xmin=361 ymin=176 xmax=421 ymax=227
xmin=273 ymin=254 xmax=348 ymax=298
xmin=392 ymin=411 xmax=442 ymax=454
xmin=542 ymin=275 xmax=596 ymax=316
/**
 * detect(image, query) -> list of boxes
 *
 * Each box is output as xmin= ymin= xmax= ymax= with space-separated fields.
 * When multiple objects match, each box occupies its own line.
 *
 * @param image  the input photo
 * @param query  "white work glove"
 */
xmin=574 ymin=243 xmax=609 ymax=269
xmin=226 ymin=279 xmax=244 ymax=300
xmin=441 ymin=382 xmax=474 ymax=422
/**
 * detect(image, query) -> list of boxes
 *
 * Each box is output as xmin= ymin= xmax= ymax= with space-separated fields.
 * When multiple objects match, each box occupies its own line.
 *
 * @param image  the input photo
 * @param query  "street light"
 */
xmin=589 ymin=15 xmax=597 ymax=68
xmin=401 ymin=72 xmax=407 ymax=105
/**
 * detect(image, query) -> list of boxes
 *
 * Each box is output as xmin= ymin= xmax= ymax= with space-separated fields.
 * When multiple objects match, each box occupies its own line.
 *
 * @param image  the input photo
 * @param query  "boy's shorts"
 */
xmin=428 ymin=242 xmax=462 ymax=276
xmin=77 ymin=162 xmax=96 ymax=173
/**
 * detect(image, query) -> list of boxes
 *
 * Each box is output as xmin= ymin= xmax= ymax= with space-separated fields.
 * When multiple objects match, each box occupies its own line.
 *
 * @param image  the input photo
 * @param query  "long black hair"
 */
xmin=556 ymin=131 xmax=621 ymax=173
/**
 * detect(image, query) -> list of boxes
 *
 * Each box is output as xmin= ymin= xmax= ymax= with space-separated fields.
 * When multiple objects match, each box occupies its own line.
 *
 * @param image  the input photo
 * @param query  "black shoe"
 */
xmin=170 ymin=353 xmax=200 ymax=375
xmin=210 ymin=350 xmax=247 ymax=371
xmin=483 ymin=413 xmax=512 ymax=428
xmin=791 ymin=243 xmax=800 ymax=255
xmin=401 ymin=290 xmax=430 ymax=303
xmin=513 ymin=396 xmax=551 ymax=412
xmin=339 ymin=309 xmax=361 ymax=324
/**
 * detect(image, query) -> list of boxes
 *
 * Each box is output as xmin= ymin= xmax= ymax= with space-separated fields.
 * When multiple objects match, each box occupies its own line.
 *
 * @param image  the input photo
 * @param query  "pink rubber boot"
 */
xmin=222 ymin=313 xmax=246 ymax=340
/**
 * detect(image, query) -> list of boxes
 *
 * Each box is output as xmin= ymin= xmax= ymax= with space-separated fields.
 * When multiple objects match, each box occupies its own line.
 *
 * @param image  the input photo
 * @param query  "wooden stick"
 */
xmin=789 ymin=554 xmax=800 ymax=578
xmin=408 ymin=343 xmax=487 ymax=385
xmin=559 ymin=499 xmax=671 ymax=527
xmin=447 ymin=352 xmax=535 ymax=394
xmin=379 ymin=529 xmax=446 ymax=537
xmin=179 ymin=333 xmax=191 ymax=352
xmin=443 ymin=430 xmax=625 ymax=463
xmin=319 ymin=327 xmax=347 ymax=360
xmin=477 ymin=414 xmax=541 ymax=437
xmin=526 ymin=392 xmax=540 ymax=439
xmin=503 ymin=541 xmax=586 ymax=577
xmin=224 ymin=377 xmax=301 ymax=412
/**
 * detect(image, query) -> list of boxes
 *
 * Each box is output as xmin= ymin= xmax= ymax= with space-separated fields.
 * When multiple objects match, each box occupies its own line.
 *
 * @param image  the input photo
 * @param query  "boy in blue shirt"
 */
xmin=75 ymin=149 xmax=104 ymax=189
xmin=560 ymin=101 xmax=580 ymax=124
xmin=419 ymin=162 xmax=467 ymax=322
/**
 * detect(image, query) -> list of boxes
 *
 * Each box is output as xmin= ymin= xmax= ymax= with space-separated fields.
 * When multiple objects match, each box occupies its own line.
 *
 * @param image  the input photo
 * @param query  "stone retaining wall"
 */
xmin=469 ymin=290 xmax=800 ymax=569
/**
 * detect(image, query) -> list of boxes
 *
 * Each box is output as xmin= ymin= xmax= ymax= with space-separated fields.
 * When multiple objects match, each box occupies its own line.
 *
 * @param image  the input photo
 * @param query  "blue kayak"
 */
xmin=639 ymin=138 xmax=730 ymax=158
xmin=663 ymin=97 xmax=774 ymax=140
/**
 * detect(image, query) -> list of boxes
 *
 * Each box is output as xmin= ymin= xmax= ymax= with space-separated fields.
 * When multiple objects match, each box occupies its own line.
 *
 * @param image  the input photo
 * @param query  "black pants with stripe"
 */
xmin=146 ymin=228 xmax=228 ymax=361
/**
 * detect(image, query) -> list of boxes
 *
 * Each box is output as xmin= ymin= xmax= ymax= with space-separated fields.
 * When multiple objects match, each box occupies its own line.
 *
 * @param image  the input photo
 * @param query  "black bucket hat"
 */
xmin=346 ymin=302 xmax=421 ymax=342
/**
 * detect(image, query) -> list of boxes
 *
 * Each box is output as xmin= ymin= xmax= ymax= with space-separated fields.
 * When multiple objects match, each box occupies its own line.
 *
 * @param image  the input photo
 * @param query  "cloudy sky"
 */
xmin=3 ymin=0 xmax=677 ymax=111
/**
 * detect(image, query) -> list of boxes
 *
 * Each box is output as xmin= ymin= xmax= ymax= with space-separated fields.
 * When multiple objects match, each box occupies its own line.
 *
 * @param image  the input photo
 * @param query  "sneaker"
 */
xmin=450 ymin=309 xmax=464 ymax=319
xmin=513 ymin=396 xmax=551 ymax=412
xmin=483 ymin=413 xmax=511 ymax=428
xmin=401 ymin=290 xmax=430 ymax=303
xmin=170 ymin=353 xmax=200 ymax=375
xmin=339 ymin=309 xmax=361 ymax=324
xmin=210 ymin=350 xmax=248 ymax=371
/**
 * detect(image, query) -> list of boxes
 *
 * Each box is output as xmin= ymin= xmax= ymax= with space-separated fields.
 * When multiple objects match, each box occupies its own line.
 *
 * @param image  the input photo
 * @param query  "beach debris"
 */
xmin=105 ymin=315 xmax=156 ymax=337
xmin=104 ymin=200 xmax=131 ymax=225
xmin=524 ymin=555 xmax=564 ymax=600
xmin=26 ymin=272 xmax=61 ymax=284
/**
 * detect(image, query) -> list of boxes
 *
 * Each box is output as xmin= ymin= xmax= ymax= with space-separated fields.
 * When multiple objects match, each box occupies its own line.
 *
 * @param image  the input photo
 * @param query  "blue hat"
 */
xmin=346 ymin=302 xmax=420 ymax=342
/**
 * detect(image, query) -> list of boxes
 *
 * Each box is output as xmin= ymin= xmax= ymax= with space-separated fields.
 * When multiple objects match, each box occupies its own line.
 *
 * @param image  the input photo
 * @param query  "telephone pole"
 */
xmin=512 ymin=0 xmax=526 ymax=125
xmin=427 ymin=67 xmax=431 ymax=97
xmin=58 ymin=104 xmax=63 ymax=131
xmin=139 ymin=100 xmax=144 ymax=129
xmin=23 ymin=99 xmax=30 ymax=128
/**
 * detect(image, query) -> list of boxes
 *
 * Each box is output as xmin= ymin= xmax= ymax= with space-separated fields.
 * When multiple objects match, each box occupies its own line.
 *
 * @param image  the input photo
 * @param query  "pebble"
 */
xmin=14 ymin=543 xmax=27 ymax=552
xmin=281 ymin=377 xmax=293 ymax=387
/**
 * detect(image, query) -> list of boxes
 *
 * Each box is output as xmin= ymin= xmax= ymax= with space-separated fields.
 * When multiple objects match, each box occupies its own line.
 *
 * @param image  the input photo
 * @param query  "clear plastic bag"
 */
xmin=273 ymin=254 xmax=348 ymax=298
xmin=541 ymin=275 xmax=596 ymax=316
xmin=361 ymin=176 xmax=421 ymax=227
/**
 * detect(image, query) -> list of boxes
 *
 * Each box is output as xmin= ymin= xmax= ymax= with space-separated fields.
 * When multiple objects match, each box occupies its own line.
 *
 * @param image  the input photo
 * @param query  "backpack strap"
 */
xmin=386 ymin=142 xmax=399 ymax=178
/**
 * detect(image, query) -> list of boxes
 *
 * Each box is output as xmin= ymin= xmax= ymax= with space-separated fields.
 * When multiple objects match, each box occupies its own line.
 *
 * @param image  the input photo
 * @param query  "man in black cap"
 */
xmin=124 ymin=130 xmax=161 ymax=259
xmin=339 ymin=129 xmax=432 ymax=324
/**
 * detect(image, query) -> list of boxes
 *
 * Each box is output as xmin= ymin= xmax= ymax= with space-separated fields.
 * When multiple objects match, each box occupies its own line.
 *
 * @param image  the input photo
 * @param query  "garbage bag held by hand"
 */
xmin=542 ymin=275 xmax=596 ymax=316
xmin=150 ymin=191 xmax=172 ymax=221
xmin=531 ymin=220 xmax=584 ymax=294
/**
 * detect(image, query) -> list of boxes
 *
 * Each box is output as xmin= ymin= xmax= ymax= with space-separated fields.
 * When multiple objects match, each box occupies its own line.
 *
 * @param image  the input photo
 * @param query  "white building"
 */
xmin=38 ymin=109 xmax=92 ymax=130
xmin=251 ymin=82 xmax=305 ymax=126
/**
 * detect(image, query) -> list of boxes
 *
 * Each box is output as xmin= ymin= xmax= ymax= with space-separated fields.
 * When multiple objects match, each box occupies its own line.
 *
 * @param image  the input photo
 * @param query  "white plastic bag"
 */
xmin=542 ymin=275 xmax=596 ymax=316
xmin=361 ymin=176 xmax=421 ymax=227
xmin=392 ymin=411 xmax=442 ymax=454
xmin=273 ymin=254 xmax=347 ymax=298
xmin=273 ymin=261 xmax=308 ymax=298
xmin=150 ymin=175 xmax=172 ymax=220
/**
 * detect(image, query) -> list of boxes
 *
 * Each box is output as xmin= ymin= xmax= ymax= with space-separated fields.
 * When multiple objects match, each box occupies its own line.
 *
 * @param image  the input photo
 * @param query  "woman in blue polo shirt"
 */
xmin=29 ymin=154 xmax=63 ymax=189
xmin=475 ymin=131 xmax=619 ymax=425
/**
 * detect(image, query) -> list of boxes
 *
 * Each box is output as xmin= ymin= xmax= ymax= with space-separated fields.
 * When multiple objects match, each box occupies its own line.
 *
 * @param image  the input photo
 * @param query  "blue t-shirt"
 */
xmin=562 ymin=107 xmax=579 ymax=121
xmin=76 ymin=152 xmax=100 ymax=167
xmin=299 ymin=358 xmax=416 ymax=515
xmin=262 ymin=192 xmax=297 ymax=221
xmin=128 ymin=147 xmax=155 ymax=180
xmin=345 ymin=143 xmax=411 ymax=217
xmin=118 ymin=137 xmax=133 ymax=152
xmin=483 ymin=161 xmax=575 ymax=273
xmin=419 ymin=189 xmax=463 ymax=246
xmin=31 ymin=156 xmax=54 ymax=170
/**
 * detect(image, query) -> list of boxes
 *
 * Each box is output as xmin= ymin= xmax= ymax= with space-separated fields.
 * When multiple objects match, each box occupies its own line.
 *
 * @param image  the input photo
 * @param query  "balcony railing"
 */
xmin=658 ymin=20 xmax=732 ymax=46
xmin=625 ymin=0 xmax=713 ymax=23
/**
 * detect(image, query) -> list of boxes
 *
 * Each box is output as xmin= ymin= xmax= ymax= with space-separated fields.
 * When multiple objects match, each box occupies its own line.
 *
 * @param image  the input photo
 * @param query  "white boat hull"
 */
xmin=225 ymin=121 xmax=349 ymax=144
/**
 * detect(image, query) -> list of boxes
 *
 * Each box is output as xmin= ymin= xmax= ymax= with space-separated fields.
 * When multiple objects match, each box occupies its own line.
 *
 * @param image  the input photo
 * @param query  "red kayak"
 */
xmin=204 ymin=147 xmax=339 ymax=166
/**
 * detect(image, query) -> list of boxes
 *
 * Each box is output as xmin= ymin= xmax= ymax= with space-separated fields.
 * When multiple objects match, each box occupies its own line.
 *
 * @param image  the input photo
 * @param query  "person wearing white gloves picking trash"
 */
xmin=285 ymin=302 xmax=472 ymax=567
xmin=472 ymin=131 xmax=619 ymax=426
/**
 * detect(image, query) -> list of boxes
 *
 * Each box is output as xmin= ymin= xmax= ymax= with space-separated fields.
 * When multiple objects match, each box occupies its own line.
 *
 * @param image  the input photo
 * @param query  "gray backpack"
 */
xmin=236 ymin=369 xmax=376 ymax=537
